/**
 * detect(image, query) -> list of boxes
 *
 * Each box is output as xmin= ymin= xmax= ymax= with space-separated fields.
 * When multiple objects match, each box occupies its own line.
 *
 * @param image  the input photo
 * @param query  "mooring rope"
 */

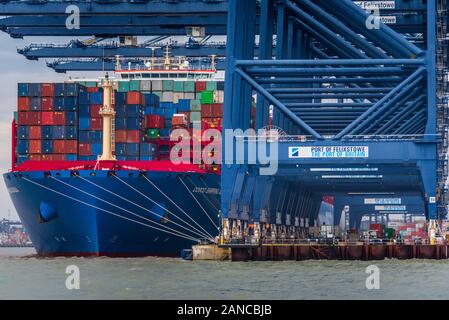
xmin=113 ymin=175 xmax=216 ymax=241
xmin=22 ymin=177 xmax=201 ymax=242
xmin=178 ymin=176 xmax=219 ymax=230
xmin=76 ymin=174 xmax=212 ymax=241
xmin=49 ymin=176 xmax=209 ymax=242
xmin=187 ymin=176 xmax=220 ymax=213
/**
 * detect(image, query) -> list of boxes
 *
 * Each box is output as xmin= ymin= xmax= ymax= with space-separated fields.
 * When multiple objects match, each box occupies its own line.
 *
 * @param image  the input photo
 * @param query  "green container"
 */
xmin=173 ymin=81 xmax=184 ymax=92
xmin=384 ymin=228 xmax=396 ymax=239
xmin=206 ymin=81 xmax=217 ymax=91
xmin=190 ymin=100 xmax=202 ymax=111
xmin=77 ymin=81 xmax=86 ymax=87
xmin=201 ymin=91 xmax=214 ymax=104
xmin=146 ymin=129 xmax=160 ymax=139
xmin=184 ymin=81 xmax=195 ymax=92
xmin=190 ymin=112 xmax=201 ymax=123
xmin=129 ymin=80 xmax=140 ymax=91
xmin=118 ymin=81 xmax=130 ymax=92
xmin=163 ymin=80 xmax=174 ymax=91
xmin=13 ymin=111 xmax=18 ymax=122
xmin=85 ymin=81 xmax=98 ymax=88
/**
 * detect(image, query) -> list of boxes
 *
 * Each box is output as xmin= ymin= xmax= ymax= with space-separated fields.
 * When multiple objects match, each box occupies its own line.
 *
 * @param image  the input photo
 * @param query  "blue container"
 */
xmin=217 ymin=81 xmax=225 ymax=91
xmin=28 ymin=83 xmax=41 ymax=97
xmin=116 ymin=156 xmax=127 ymax=161
xmin=29 ymin=97 xmax=41 ymax=111
xmin=79 ymin=130 xmax=90 ymax=143
xmin=89 ymin=92 xmax=102 ymax=104
xmin=41 ymin=126 xmax=53 ymax=139
xmin=79 ymin=156 xmax=91 ymax=161
xmin=164 ymin=108 xmax=177 ymax=118
xmin=17 ymin=140 xmax=29 ymax=154
xmin=144 ymin=94 xmax=160 ymax=107
xmin=139 ymin=156 xmax=153 ymax=161
xmin=127 ymin=104 xmax=142 ymax=117
xmin=54 ymin=83 xmax=65 ymax=97
xmin=41 ymin=140 xmax=53 ymax=154
xmin=126 ymin=117 xmax=142 ymax=130
xmin=17 ymin=154 xmax=29 ymax=164
xmin=78 ymin=92 xmax=90 ymax=105
xmin=126 ymin=143 xmax=139 ymax=156
xmin=63 ymin=97 xmax=77 ymax=111
xmin=65 ymin=111 xmax=77 ymax=125
xmin=160 ymin=102 xmax=173 ymax=109
xmin=177 ymin=99 xmax=191 ymax=112
xmin=126 ymin=156 xmax=139 ymax=161
xmin=144 ymin=106 xmax=154 ymax=115
xmin=52 ymin=126 xmax=66 ymax=139
xmin=140 ymin=143 xmax=156 ymax=156
xmin=18 ymin=83 xmax=29 ymax=96
xmin=65 ymin=154 xmax=78 ymax=161
xmin=90 ymin=131 xmax=102 ymax=143
xmin=115 ymin=118 xmax=127 ymax=130
xmin=160 ymin=128 xmax=170 ymax=137
xmin=91 ymin=143 xmax=102 ymax=155
xmin=115 ymin=105 xmax=127 ymax=118
xmin=115 ymin=92 xmax=127 ymax=105
xmin=18 ymin=126 xmax=29 ymax=139
xmin=79 ymin=117 xmax=90 ymax=130
xmin=79 ymin=104 xmax=90 ymax=117
xmin=54 ymin=97 xmax=64 ymax=111
xmin=115 ymin=143 xmax=127 ymax=156
xmin=65 ymin=83 xmax=78 ymax=97
xmin=153 ymin=108 xmax=165 ymax=116
xmin=164 ymin=119 xmax=172 ymax=128
xmin=66 ymin=126 xmax=78 ymax=139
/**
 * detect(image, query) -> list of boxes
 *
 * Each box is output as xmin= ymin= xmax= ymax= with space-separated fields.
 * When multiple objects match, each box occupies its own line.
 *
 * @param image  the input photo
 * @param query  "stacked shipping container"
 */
xmin=15 ymin=79 xmax=224 ymax=171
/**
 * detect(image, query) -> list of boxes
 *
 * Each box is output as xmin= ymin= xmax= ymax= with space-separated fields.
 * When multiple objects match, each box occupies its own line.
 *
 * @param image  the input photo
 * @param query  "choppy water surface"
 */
xmin=1 ymin=247 xmax=448 ymax=300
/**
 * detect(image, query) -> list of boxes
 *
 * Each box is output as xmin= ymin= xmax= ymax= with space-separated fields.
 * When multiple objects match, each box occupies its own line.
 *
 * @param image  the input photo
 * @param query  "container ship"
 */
xmin=3 ymin=53 xmax=224 ymax=257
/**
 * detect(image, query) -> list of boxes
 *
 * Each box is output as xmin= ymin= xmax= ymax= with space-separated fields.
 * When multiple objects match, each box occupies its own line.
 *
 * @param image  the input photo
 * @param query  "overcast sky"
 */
xmin=0 ymin=33 xmax=99 ymax=220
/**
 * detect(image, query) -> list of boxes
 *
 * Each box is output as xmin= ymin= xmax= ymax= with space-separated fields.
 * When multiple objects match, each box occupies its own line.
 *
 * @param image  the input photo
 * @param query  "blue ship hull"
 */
xmin=3 ymin=170 xmax=220 ymax=257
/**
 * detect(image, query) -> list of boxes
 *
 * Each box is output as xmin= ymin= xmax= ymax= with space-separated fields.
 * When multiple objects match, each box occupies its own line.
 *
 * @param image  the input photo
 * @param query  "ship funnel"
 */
xmin=99 ymin=75 xmax=116 ymax=161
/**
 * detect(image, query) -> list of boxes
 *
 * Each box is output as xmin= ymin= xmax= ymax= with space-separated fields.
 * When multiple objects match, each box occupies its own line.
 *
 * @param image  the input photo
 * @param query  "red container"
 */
xmin=127 ymin=92 xmax=143 ymax=105
xmin=29 ymin=126 xmax=42 ymax=140
xmin=202 ymin=117 xmax=222 ymax=130
xmin=64 ymin=140 xmax=78 ymax=154
xmin=17 ymin=112 xmax=28 ymax=125
xmin=211 ymin=104 xmax=223 ymax=117
xmin=18 ymin=97 xmax=30 ymax=111
xmin=53 ymin=112 xmax=66 ymax=125
xmin=79 ymin=143 xmax=91 ymax=156
xmin=27 ymin=112 xmax=41 ymax=125
xmin=145 ymin=115 xmax=165 ymax=129
xmin=370 ymin=224 xmax=383 ymax=238
xmin=53 ymin=140 xmax=66 ymax=154
xmin=41 ymin=83 xmax=54 ymax=97
xmin=115 ymin=130 xmax=127 ymax=143
xmin=172 ymin=114 xmax=187 ymax=127
xmin=29 ymin=154 xmax=42 ymax=161
xmin=41 ymin=112 xmax=55 ymax=125
xmin=87 ymin=87 xmax=99 ymax=93
xmin=90 ymin=117 xmax=103 ymax=130
xmin=41 ymin=97 xmax=54 ymax=111
xmin=195 ymin=81 xmax=207 ymax=92
xmin=201 ymin=104 xmax=213 ymax=118
xmin=126 ymin=130 xmax=142 ymax=143
xmin=50 ymin=154 xmax=66 ymax=161
xmin=29 ymin=140 xmax=42 ymax=154
xmin=90 ymin=104 xmax=102 ymax=117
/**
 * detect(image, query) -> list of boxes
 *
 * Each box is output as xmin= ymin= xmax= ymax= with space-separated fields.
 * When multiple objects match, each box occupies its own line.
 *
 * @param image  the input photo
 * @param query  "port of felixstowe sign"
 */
xmin=288 ymin=146 xmax=369 ymax=159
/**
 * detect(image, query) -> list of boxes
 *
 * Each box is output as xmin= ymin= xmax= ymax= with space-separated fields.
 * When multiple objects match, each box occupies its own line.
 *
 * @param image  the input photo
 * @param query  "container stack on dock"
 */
xmin=14 ymin=80 xmax=224 ymax=171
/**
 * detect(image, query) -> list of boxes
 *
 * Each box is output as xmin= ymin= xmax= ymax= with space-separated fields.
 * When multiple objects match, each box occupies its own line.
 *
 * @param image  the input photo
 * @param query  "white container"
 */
xmin=152 ymin=80 xmax=163 ymax=91
xmin=162 ymin=91 xmax=174 ymax=102
xmin=140 ymin=80 xmax=152 ymax=91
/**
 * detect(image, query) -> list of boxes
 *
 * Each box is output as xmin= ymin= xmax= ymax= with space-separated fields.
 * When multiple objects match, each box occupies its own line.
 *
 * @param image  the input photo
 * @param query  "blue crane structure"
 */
xmin=221 ymin=0 xmax=449 ymax=240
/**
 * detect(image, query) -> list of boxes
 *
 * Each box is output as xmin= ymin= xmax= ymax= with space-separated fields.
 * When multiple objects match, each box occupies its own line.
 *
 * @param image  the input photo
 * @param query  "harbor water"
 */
xmin=1 ymin=248 xmax=449 ymax=300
